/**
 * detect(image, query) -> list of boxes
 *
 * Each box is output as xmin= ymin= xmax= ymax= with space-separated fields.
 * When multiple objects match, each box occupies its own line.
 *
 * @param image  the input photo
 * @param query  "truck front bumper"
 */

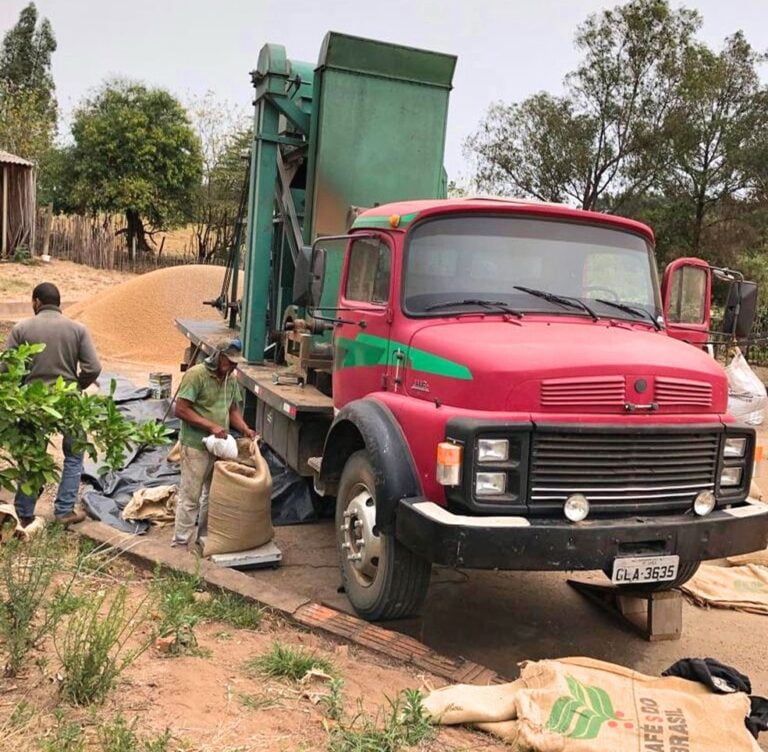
xmin=396 ymin=498 xmax=768 ymax=570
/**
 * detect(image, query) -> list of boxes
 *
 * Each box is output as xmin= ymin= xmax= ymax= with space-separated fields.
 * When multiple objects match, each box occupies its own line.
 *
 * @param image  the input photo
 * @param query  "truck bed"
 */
xmin=175 ymin=318 xmax=334 ymax=420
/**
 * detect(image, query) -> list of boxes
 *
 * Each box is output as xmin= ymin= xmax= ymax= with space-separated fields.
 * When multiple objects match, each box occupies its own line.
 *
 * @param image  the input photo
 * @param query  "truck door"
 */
xmin=661 ymin=257 xmax=712 ymax=348
xmin=333 ymin=234 xmax=393 ymax=408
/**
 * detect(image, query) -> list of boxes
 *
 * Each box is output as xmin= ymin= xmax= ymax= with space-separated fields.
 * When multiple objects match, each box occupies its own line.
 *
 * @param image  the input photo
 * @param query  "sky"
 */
xmin=1 ymin=0 xmax=766 ymax=181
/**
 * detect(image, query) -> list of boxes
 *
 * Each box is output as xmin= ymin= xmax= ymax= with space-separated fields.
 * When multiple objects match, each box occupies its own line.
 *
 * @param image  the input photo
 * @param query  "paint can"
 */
xmin=148 ymin=372 xmax=172 ymax=400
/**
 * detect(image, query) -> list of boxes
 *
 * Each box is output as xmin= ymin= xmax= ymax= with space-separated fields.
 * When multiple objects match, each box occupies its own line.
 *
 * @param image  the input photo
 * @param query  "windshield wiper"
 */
xmin=425 ymin=298 xmax=524 ymax=318
xmin=513 ymin=286 xmax=598 ymax=321
xmin=594 ymin=298 xmax=662 ymax=330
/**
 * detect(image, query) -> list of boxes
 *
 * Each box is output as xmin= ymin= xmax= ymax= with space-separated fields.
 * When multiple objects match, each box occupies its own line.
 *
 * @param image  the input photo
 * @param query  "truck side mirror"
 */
xmin=661 ymin=257 xmax=712 ymax=348
xmin=722 ymin=280 xmax=758 ymax=339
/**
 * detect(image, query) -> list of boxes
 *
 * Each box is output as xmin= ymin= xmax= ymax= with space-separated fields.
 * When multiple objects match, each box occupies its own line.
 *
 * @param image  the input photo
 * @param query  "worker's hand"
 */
xmin=243 ymin=427 xmax=258 ymax=441
xmin=210 ymin=425 xmax=228 ymax=439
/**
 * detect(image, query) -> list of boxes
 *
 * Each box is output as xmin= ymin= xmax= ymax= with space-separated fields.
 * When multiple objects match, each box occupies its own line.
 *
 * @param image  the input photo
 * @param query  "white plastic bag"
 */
xmin=725 ymin=350 xmax=767 ymax=426
xmin=202 ymin=433 xmax=238 ymax=459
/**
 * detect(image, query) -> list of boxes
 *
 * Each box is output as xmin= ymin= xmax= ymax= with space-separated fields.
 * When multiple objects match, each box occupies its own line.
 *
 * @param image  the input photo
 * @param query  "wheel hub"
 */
xmin=340 ymin=488 xmax=381 ymax=583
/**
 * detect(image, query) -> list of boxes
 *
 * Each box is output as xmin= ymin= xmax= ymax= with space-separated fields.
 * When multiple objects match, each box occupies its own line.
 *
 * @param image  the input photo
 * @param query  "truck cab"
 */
xmin=306 ymin=198 xmax=768 ymax=620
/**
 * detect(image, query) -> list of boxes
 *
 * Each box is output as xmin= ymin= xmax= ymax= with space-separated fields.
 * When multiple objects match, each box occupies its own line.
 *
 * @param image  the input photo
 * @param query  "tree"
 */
xmin=0 ymin=2 xmax=57 ymax=161
xmin=661 ymin=34 xmax=768 ymax=255
xmin=69 ymin=80 xmax=203 ymax=253
xmin=466 ymin=0 xmax=699 ymax=211
xmin=186 ymin=92 xmax=249 ymax=260
xmin=0 ymin=343 xmax=168 ymax=498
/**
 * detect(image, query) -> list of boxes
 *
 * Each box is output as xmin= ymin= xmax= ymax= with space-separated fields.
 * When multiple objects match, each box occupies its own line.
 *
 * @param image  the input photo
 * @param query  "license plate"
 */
xmin=611 ymin=555 xmax=679 ymax=585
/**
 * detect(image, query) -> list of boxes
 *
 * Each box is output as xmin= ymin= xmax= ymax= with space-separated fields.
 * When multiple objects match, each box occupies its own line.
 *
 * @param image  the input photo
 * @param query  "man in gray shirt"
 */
xmin=4 ymin=282 xmax=102 ymax=526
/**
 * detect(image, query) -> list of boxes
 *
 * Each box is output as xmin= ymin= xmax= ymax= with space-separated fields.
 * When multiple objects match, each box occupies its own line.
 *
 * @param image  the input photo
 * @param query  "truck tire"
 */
xmin=604 ymin=561 xmax=701 ymax=592
xmin=336 ymin=450 xmax=431 ymax=620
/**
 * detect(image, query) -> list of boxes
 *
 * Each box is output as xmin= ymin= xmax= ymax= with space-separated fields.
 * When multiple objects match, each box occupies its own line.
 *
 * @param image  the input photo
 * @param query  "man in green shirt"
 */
xmin=172 ymin=339 xmax=256 ymax=547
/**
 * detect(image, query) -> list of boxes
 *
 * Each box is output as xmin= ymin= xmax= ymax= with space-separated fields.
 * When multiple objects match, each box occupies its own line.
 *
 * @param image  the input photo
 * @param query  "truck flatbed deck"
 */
xmin=175 ymin=318 xmax=334 ymax=419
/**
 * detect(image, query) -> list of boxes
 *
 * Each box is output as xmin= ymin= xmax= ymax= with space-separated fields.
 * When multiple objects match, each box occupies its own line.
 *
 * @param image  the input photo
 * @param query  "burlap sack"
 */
xmin=0 ymin=503 xmax=46 ymax=541
xmin=166 ymin=441 xmax=182 ymax=463
xmin=425 ymin=657 xmax=760 ymax=751
xmin=121 ymin=485 xmax=177 ymax=522
xmin=203 ymin=441 xmax=273 ymax=557
xmin=682 ymin=564 xmax=768 ymax=615
xmin=728 ymin=548 xmax=768 ymax=568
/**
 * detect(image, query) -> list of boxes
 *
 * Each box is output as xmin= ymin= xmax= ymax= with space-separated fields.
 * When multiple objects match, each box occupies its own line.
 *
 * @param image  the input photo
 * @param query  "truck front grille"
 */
xmin=530 ymin=429 xmax=720 ymax=513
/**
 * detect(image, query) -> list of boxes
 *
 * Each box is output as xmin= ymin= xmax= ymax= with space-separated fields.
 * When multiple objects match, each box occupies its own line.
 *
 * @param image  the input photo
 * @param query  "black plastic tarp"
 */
xmin=81 ymin=375 xmax=322 ymax=533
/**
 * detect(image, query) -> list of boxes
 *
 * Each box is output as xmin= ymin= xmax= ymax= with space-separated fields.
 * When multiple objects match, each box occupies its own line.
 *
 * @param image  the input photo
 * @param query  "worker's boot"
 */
xmin=18 ymin=516 xmax=35 ymax=528
xmin=54 ymin=510 xmax=86 ymax=526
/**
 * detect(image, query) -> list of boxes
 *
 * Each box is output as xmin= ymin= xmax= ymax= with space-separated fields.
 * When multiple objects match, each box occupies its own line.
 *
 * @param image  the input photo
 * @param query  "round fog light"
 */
xmin=694 ymin=490 xmax=716 ymax=516
xmin=564 ymin=494 xmax=590 ymax=522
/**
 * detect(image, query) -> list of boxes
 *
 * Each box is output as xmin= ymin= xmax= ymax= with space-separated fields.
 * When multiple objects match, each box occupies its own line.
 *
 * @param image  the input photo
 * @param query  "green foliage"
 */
xmin=327 ymin=690 xmax=434 ymax=752
xmin=54 ymin=585 xmax=154 ymax=705
xmin=0 ymin=342 xmax=170 ymax=496
xmin=152 ymin=569 xmax=204 ymax=656
xmin=41 ymin=710 xmax=85 ymax=752
xmin=152 ymin=569 xmax=263 ymax=656
xmin=465 ymin=0 xmax=768 ymax=272
xmin=467 ymin=0 xmax=699 ymax=211
xmin=0 ymin=526 xmax=71 ymax=676
xmin=97 ymin=713 xmax=172 ymax=752
xmin=68 ymin=79 xmax=202 ymax=251
xmin=320 ymin=677 xmax=346 ymax=722
xmin=0 ymin=2 xmax=57 ymax=161
xmin=246 ymin=641 xmax=335 ymax=683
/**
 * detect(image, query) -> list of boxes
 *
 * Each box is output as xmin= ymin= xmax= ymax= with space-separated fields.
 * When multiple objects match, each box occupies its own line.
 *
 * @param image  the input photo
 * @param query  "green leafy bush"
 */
xmin=0 ymin=343 xmax=169 ymax=496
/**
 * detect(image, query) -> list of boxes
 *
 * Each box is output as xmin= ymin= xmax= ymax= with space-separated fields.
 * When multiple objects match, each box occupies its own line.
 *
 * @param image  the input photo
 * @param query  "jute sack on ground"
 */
xmin=121 ymin=484 xmax=177 ymax=522
xmin=203 ymin=441 xmax=272 ymax=557
xmin=682 ymin=564 xmax=768 ymax=615
xmin=728 ymin=548 xmax=768 ymax=568
xmin=0 ymin=503 xmax=45 ymax=541
xmin=424 ymin=656 xmax=760 ymax=751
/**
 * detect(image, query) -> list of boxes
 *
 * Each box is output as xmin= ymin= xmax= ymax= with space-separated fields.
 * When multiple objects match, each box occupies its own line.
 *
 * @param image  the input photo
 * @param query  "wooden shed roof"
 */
xmin=0 ymin=149 xmax=34 ymax=167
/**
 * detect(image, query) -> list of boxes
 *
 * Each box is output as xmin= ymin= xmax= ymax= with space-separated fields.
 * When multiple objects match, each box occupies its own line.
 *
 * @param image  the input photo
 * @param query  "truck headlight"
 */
xmin=477 ymin=439 xmax=509 ymax=462
xmin=475 ymin=472 xmax=506 ymax=496
xmin=724 ymin=437 xmax=747 ymax=458
xmin=720 ymin=467 xmax=743 ymax=487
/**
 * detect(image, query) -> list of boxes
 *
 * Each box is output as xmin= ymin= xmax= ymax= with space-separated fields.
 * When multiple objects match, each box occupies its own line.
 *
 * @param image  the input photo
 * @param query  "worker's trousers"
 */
xmin=173 ymin=445 xmax=214 ymax=545
xmin=15 ymin=432 xmax=83 ymax=520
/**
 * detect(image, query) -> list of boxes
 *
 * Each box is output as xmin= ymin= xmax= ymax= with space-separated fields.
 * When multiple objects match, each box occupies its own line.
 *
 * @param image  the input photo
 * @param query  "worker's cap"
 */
xmin=215 ymin=338 xmax=242 ymax=362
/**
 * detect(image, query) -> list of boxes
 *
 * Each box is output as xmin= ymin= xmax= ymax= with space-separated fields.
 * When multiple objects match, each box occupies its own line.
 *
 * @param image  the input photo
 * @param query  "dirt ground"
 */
xmin=0 ymin=526 xmax=501 ymax=752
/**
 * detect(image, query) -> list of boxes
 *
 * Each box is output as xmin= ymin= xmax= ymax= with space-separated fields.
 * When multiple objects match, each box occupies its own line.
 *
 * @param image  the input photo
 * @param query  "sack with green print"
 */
xmin=682 ymin=564 xmax=768 ymax=616
xmin=424 ymin=656 xmax=760 ymax=751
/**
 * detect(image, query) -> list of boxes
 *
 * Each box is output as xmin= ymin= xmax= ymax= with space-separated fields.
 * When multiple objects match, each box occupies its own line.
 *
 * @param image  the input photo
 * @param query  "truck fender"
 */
xmin=319 ymin=399 xmax=421 ymax=534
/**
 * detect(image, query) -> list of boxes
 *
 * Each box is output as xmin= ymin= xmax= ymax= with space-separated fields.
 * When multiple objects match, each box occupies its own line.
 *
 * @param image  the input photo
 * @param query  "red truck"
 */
xmin=178 ymin=34 xmax=768 ymax=622
xmin=294 ymin=198 xmax=768 ymax=619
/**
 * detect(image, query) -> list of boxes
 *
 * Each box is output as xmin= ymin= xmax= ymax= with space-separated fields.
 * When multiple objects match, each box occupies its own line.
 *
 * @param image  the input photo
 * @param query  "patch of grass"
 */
xmin=320 ymin=677 xmax=345 ymax=722
xmin=237 ymin=692 xmax=278 ymax=711
xmin=152 ymin=569 xmax=263 ymax=656
xmin=0 ymin=526 xmax=71 ymax=676
xmin=202 ymin=591 xmax=263 ymax=630
xmin=151 ymin=569 xmax=203 ymax=656
xmin=40 ymin=710 xmax=85 ymax=752
xmin=8 ymin=699 xmax=34 ymax=728
xmin=328 ymin=690 xmax=434 ymax=752
xmin=246 ymin=641 xmax=335 ymax=683
xmin=98 ymin=713 xmax=173 ymax=752
xmin=54 ymin=586 xmax=154 ymax=705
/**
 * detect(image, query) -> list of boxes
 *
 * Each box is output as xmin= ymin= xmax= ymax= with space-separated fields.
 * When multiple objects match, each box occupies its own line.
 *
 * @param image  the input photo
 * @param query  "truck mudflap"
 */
xmin=396 ymin=498 xmax=768 ymax=571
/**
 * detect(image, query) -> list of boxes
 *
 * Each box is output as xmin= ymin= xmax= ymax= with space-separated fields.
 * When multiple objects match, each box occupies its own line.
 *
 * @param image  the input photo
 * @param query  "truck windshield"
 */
xmin=404 ymin=215 xmax=660 ymax=321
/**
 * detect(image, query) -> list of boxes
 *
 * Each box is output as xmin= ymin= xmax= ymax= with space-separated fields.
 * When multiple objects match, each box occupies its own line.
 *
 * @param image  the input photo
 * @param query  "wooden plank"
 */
xmin=175 ymin=318 xmax=334 ymax=416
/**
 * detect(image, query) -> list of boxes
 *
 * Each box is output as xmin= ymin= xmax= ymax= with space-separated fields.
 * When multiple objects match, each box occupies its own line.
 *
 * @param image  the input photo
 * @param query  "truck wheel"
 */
xmin=336 ymin=450 xmax=431 ymax=621
xmin=604 ymin=561 xmax=701 ymax=592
